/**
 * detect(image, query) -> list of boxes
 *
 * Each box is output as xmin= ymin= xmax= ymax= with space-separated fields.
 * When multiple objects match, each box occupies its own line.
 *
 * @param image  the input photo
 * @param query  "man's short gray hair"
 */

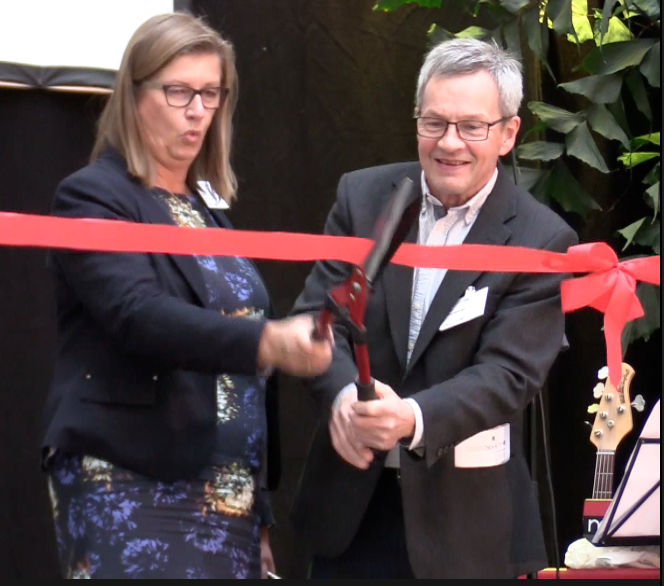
xmin=415 ymin=37 xmax=523 ymax=117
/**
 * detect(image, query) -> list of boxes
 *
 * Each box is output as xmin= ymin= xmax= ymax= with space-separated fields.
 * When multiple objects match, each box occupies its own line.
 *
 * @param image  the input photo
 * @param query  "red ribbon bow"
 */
xmin=558 ymin=243 xmax=661 ymax=388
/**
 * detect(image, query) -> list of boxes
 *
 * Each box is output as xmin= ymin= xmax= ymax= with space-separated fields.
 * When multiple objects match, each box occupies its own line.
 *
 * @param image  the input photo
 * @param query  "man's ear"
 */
xmin=499 ymin=115 xmax=521 ymax=157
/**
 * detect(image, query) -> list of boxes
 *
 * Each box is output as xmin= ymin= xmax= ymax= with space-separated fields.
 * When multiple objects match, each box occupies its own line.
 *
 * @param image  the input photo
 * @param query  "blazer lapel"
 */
xmin=405 ymin=170 xmax=516 ymax=374
xmin=140 ymin=190 xmax=209 ymax=307
xmin=102 ymin=150 xmax=210 ymax=307
xmin=382 ymin=166 xmax=422 ymax=371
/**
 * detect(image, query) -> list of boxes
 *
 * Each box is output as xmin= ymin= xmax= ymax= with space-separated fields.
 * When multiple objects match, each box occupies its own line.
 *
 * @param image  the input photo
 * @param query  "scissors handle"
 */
xmin=356 ymin=377 xmax=377 ymax=401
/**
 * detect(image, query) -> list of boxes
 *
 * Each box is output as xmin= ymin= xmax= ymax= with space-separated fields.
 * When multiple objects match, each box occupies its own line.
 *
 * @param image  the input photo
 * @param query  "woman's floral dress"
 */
xmin=47 ymin=191 xmax=271 ymax=579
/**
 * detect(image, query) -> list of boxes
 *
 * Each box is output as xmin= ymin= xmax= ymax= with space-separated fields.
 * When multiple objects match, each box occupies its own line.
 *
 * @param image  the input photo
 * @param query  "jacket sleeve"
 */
xmin=50 ymin=168 xmax=266 ymax=375
xmin=289 ymin=172 xmax=361 ymax=418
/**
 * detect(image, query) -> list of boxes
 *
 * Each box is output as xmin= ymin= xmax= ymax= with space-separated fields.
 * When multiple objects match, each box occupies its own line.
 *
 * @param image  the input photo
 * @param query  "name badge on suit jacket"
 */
xmin=454 ymin=424 xmax=510 ymax=468
xmin=197 ymin=181 xmax=230 ymax=210
xmin=439 ymin=286 xmax=488 ymax=332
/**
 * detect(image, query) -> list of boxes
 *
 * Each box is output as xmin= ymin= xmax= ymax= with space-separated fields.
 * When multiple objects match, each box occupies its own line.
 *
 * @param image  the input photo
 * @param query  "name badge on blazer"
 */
xmin=454 ymin=424 xmax=510 ymax=468
xmin=439 ymin=286 xmax=488 ymax=332
xmin=197 ymin=180 xmax=230 ymax=210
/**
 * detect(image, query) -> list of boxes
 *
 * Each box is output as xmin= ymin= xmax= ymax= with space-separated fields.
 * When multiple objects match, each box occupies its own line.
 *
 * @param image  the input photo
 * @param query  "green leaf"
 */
xmin=499 ymin=0 xmax=532 ymax=14
xmin=558 ymin=73 xmax=624 ymax=103
xmin=643 ymin=162 xmax=661 ymax=186
xmin=621 ymin=281 xmax=661 ymax=351
xmin=504 ymin=165 xmax=553 ymax=205
xmin=565 ymin=122 xmax=610 ymax=173
xmin=373 ymin=0 xmax=442 ymax=11
xmin=617 ymin=152 xmax=660 ymax=167
xmin=606 ymin=99 xmax=630 ymax=133
xmin=597 ymin=16 xmax=634 ymax=45
xmin=501 ymin=19 xmax=523 ymax=62
xmin=628 ymin=0 xmax=661 ymax=20
xmin=516 ymin=141 xmax=565 ymax=161
xmin=569 ymin=0 xmax=594 ymax=44
xmin=631 ymin=132 xmax=660 ymax=148
xmin=456 ymin=26 xmax=490 ymax=39
xmin=521 ymin=119 xmax=549 ymax=142
xmin=625 ymin=69 xmax=652 ymax=121
xmin=546 ymin=159 xmax=602 ymax=216
xmin=530 ymin=167 xmax=553 ymax=206
xmin=586 ymin=104 xmax=630 ymax=149
xmin=617 ymin=217 xmax=646 ymax=248
xmin=503 ymin=165 xmax=547 ymax=193
xmin=476 ymin=0 xmax=513 ymax=18
xmin=527 ymin=102 xmax=586 ymax=133
xmin=644 ymin=182 xmax=660 ymax=216
xmin=524 ymin=3 xmax=553 ymax=79
xmin=580 ymin=39 xmax=658 ymax=75
xmin=640 ymin=42 xmax=661 ymax=88
xmin=634 ymin=220 xmax=661 ymax=254
xmin=428 ymin=25 xmax=455 ymax=47
xmin=599 ymin=0 xmax=620 ymax=42
xmin=546 ymin=0 xmax=575 ymax=37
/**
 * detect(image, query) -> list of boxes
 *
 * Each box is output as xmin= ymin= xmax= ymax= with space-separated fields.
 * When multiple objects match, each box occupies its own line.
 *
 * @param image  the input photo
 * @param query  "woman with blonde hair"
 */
xmin=41 ymin=11 xmax=332 ymax=579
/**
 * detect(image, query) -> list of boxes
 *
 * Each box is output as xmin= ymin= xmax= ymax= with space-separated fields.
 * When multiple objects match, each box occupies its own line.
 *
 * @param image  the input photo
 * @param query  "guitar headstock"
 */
xmin=589 ymin=363 xmax=635 ymax=451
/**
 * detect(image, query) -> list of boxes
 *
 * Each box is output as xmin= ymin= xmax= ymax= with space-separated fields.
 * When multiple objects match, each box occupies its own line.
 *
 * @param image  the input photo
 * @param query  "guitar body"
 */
xmin=582 ymin=363 xmax=635 ymax=540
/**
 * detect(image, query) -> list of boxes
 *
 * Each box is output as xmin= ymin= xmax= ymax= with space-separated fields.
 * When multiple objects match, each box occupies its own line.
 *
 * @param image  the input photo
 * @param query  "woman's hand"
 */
xmin=260 ymin=526 xmax=276 ymax=579
xmin=257 ymin=314 xmax=333 ymax=376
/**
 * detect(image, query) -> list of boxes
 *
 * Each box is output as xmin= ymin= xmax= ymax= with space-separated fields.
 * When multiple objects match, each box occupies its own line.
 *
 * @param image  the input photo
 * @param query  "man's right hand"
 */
xmin=329 ymin=386 xmax=374 ymax=469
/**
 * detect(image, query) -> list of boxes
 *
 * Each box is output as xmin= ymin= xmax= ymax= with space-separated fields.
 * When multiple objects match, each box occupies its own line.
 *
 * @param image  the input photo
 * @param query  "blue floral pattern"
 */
xmin=47 ymin=191 xmax=270 ymax=578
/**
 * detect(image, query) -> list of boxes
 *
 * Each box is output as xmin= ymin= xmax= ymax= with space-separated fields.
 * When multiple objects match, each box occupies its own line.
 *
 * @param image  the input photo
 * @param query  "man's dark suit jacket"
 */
xmin=290 ymin=161 xmax=579 ymax=579
xmin=41 ymin=149 xmax=280 ymax=491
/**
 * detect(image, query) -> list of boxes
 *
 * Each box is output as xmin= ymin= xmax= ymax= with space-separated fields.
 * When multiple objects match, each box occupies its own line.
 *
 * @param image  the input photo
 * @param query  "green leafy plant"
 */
xmin=374 ymin=0 xmax=661 ymax=349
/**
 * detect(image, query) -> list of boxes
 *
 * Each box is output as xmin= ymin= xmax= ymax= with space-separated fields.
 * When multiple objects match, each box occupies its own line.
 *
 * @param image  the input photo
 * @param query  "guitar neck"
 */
xmin=592 ymin=450 xmax=615 ymax=499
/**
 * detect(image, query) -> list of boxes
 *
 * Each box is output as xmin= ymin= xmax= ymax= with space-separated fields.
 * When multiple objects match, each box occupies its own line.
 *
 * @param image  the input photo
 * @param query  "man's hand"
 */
xmin=260 ymin=526 xmax=275 ymax=579
xmin=350 ymin=380 xmax=416 ymax=451
xmin=329 ymin=386 xmax=374 ymax=470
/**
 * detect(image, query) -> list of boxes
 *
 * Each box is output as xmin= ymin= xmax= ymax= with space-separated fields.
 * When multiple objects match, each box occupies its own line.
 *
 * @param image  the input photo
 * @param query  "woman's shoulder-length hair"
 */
xmin=92 ymin=11 xmax=238 ymax=203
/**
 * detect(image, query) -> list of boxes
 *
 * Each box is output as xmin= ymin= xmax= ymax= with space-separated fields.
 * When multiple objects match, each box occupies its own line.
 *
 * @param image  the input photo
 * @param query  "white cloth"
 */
xmin=564 ymin=538 xmax=660 ymax=569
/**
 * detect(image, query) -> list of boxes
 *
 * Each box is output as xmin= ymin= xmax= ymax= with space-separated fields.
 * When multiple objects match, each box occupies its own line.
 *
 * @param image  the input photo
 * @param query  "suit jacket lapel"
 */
xmin=141 ymin=190 xmax=209 ymax=307
xmin=405 ymin=170 xmax=516 ymax=374
xmin=382 ymin=166 xmax=422 ymax=371
xmin=103 ymin=150 xmax=210 ymax=307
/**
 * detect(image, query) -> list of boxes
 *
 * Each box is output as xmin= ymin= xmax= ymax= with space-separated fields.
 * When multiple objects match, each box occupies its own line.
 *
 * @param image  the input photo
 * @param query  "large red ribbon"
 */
xmin=0 ymin=211 xmax=660 ymax=386
xmin=557 ymin=243 xmax=660 ymax=388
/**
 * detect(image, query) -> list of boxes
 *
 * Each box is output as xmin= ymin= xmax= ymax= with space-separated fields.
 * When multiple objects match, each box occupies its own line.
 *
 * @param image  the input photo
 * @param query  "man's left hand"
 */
xmin=349 ymin=380 xmax=416 ymax=451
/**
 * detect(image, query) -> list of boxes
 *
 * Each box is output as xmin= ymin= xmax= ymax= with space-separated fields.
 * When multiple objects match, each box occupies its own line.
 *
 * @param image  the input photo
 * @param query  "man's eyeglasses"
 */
xmin=414 ymin=116 xmax=511 ymax=141
xmin=142 ymin=82 xmax=229 ymax=109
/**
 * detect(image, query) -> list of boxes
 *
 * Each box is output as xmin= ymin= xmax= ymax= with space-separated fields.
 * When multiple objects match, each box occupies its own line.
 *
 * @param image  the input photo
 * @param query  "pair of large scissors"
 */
xmin=313 ymin=177 xmax=419 ymax=400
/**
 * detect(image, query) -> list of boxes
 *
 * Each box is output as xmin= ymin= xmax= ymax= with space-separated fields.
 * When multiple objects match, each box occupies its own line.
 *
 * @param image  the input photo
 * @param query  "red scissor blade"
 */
xmin=361 ymin=177 xmax=419 ymax=285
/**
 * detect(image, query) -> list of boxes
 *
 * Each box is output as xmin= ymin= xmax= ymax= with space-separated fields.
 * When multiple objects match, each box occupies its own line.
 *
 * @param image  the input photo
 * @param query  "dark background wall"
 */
xmin=0 ymin=0 xmax=659 ymax=579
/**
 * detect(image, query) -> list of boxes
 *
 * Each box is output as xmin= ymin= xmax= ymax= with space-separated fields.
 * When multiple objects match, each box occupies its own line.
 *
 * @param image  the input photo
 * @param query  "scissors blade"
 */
xmin=361 ymin=176 xmax=419 ymax=284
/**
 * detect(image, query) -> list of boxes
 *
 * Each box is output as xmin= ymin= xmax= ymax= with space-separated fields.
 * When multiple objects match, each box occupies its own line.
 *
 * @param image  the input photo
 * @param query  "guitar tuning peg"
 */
xmin=587 ymin=404 xmax=599 ymax=414
xmin=593 ymin=383 xmax=604 ymax=399
xmin=583 ymin=420 xmax=593 ymax=429
xmin=631 ymin=395 xmax=645 ymax=412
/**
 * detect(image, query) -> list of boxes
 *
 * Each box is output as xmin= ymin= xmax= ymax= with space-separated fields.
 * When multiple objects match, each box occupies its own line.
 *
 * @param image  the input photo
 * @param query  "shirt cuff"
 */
xmin=403 ymin=398 xmax=424 ymax=450
xmin=331 ymin=382 xmax=356 ymax=413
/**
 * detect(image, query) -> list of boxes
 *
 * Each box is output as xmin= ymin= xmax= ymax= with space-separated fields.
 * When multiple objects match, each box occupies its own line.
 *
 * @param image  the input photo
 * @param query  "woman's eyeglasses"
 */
xmin=142 ymin=82 xmax=229 ymax=109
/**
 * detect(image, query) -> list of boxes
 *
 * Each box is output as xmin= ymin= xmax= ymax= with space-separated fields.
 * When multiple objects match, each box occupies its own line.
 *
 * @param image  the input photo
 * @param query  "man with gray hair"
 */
xmin=290 ymin=37 xmax=578 ymax=579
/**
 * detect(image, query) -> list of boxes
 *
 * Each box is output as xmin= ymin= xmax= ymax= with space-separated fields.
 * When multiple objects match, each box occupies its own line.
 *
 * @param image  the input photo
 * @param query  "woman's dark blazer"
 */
xmin=42 ymin=149 xmax=280 ymax=487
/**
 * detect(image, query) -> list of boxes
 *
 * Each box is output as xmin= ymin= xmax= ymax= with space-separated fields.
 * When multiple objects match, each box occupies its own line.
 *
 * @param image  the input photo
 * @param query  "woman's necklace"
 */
xmin=157 ymin=187 xmax=207 ymax=229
